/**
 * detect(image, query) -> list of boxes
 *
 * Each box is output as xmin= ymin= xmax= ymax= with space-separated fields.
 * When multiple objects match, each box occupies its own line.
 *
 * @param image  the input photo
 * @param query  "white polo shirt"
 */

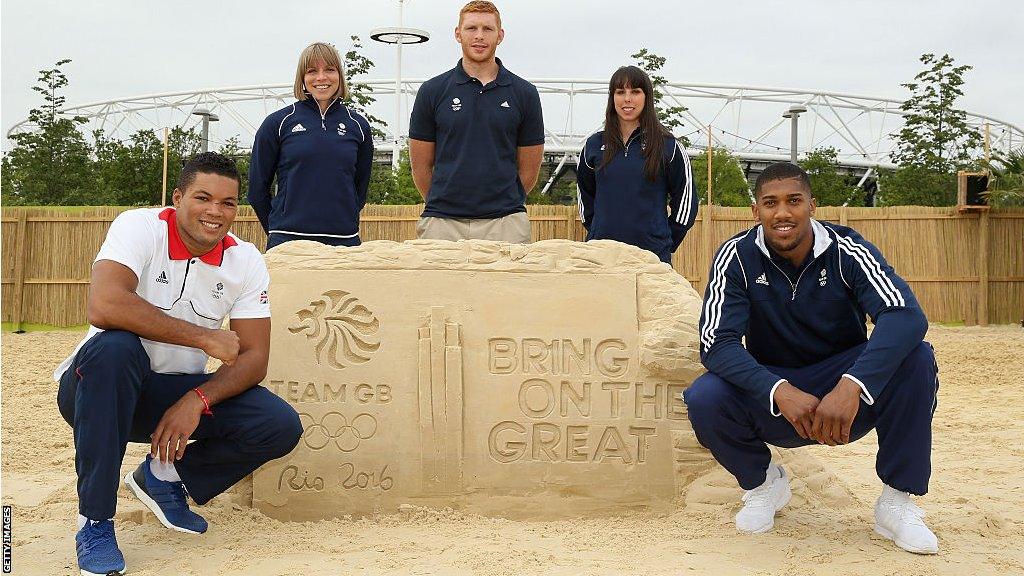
xmin=53 ymin=207 xmax=270 ymax=380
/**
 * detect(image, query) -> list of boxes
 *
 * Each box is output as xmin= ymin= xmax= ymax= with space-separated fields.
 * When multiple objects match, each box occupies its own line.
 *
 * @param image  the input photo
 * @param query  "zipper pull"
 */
xmin=322 ymin=120 xmax=326 ymax=130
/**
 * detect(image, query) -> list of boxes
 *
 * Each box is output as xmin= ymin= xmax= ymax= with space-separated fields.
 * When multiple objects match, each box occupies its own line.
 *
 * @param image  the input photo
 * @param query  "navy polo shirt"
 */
xmin=409 ymin=58 xmax=545 ymax=219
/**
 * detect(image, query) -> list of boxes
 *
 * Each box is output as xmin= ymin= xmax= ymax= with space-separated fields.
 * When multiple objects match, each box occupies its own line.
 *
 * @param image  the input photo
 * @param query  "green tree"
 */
xmin=630 ymin=49 xmax=690 ymax=147
xmin=799 ymin=147 xmax=861 ymax=206
xmin=218 ymin=136 xmax=251 ymax=202
xmin=877 ymin=166 xmax=957 ymax=206
xmin=691 ymin=148 xmax=750 ymax=206
xmin=892 ymin=53 xmax=982 ymax=172
xmin=1 ymin=59 xmax=94 ymax=205
xmin=528 ymin=167 xmax=577 ymax=206
xmin=365 ymin=162 xmax=395 ymax=204
xmin=984 ymin=147 xmax=1024 ymax=207
xmin=343 ymin=35 xmax=388 ymax=140
xmin=91 ymin=128 xmax=164 ymax=205
xmin=366 ymin=150 xmax=422 ymax=205
xmin=164 ymin=127 xmax=205 ymax=200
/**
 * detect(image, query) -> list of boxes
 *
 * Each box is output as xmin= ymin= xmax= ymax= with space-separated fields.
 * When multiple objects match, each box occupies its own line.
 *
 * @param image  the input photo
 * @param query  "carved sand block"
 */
xmin=253 ymin=239 xmax=710 ymax=520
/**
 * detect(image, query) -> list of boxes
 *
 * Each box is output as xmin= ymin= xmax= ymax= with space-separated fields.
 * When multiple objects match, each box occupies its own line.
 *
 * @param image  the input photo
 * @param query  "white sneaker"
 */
xmin=874 ymin=485 xmax=939 ymax=554
xmin=736 ymin=464 xmax=792 ymax=533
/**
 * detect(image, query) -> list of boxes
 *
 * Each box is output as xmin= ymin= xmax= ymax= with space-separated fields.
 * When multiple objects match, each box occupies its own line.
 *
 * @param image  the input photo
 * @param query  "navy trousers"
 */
xmin=683 ymin=342 xmax=938 ymax=495
xmin=266 ymin=232 xmax=361 ymax=250
xmin=57 ymin=330 xmax=302 ymax=520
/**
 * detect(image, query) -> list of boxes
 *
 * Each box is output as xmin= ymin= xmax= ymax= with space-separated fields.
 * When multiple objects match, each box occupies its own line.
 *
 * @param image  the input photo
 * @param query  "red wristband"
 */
xmin=192 ymin=388 xmax=214 ymax=416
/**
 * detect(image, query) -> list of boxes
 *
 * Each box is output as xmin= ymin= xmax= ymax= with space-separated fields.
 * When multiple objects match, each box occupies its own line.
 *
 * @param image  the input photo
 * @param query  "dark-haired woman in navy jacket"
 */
xmin=576 ymin=65 xmax=698 ymax=264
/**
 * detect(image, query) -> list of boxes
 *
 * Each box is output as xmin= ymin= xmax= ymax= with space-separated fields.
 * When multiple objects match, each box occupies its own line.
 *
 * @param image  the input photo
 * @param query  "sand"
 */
xmin=2 ymin=325 xmax=1022 ymax=575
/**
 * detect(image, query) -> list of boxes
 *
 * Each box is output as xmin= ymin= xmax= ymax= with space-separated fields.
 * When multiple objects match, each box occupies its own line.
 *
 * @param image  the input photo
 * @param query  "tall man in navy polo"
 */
xmin=409 ymin=0 xmax=544 ymax=243
xmin=55 ymin=153 xmax=302 ymax=575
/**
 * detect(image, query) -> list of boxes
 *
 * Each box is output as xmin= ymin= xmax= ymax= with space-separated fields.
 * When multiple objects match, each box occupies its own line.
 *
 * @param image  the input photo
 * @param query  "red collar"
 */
xmin=158 ymin=207 xmax=237 ymax=266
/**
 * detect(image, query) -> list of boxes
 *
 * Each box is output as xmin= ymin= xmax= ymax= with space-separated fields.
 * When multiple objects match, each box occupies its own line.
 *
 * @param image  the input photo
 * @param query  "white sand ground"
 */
xmin=2 ymin=325 xmax=1022 ymax=575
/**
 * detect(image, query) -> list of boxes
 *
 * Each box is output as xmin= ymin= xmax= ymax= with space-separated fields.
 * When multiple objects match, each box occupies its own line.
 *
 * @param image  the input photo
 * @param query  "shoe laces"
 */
xmin=741 ymin=483 xmax=775 ymax=510
xmin=883 ymin=494 xmax=927 ymax=526
xmin=79 ymin=521 xmax=115 ymax=554
xmin=149 ymin=476 xmax=189 ymax=508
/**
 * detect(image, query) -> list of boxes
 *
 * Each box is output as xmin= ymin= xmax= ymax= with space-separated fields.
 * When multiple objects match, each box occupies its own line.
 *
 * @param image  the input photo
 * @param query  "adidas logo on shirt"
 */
xmin=291 ymin=124 xmax=306 ymax=133
xmin=500 ymin=100 xmax=510 ymax=108
xmin=156 ymin=271 xmax=169 ymax=284
xmin=756 ymin=273 xmax=769 ymax=286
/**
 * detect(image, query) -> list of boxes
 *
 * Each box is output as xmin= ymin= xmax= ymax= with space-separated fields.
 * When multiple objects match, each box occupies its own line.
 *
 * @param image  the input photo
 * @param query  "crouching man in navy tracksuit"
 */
xmin=55 ymin=153 xmax=302 ymax=575
xmin=683 ymin=162 xmax=939 ymax=554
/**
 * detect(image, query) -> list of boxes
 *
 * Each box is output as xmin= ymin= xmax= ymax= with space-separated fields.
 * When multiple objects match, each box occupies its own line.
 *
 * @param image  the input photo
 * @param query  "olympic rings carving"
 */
xmin=298 ymin=411 xmax=378 ymax=452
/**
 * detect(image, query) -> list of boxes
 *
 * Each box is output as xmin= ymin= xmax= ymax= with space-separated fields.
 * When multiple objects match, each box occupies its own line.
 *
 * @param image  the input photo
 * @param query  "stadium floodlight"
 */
xmin=192 ymin=108 xmax=220 ymax=153
xmin=782 ymin=105 xmax=808 ymax=163
xmin=371 ymin=0 xmax=430 ymax=168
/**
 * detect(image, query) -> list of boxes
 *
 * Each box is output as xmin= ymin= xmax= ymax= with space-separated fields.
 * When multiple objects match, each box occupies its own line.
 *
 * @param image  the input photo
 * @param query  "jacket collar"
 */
xmin=454 ymin=57 xmax=511 ymax=87
xmin=623 ymin=127 xmax=643 ymax=149
xmin=754 ymin=218 xmax=833 ymax=259
xmin=158 ymin=207 xmax=237 ymax=266
xmin=300 ymin=96 xmax=341 ymax=113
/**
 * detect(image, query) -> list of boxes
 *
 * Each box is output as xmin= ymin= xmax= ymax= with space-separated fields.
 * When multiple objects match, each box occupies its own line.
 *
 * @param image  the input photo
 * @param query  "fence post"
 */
xmin=11 ymin=210 xmax=29 ymax=331
xmin=701 ymin=205 xmax=714 ymax=293
xmin=840 ymin=205 xmax=848 ymax=227
xmin=566 ymin=212 xmax=575 ymax=241
xmin=978 ymin=211 xmax=990 ymax=326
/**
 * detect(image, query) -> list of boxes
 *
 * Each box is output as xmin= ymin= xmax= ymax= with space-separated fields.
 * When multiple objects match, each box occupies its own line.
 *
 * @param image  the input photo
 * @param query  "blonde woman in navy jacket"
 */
xmin=576 ymin=66 xmax=698 ymax=264
xmin=249 ymin=42 xmax=373 ymax=250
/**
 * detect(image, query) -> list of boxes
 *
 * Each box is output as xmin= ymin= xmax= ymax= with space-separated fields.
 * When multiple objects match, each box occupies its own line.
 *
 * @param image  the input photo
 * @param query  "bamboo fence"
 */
xmin=2 ymin=205 xmax=1022 ymax=327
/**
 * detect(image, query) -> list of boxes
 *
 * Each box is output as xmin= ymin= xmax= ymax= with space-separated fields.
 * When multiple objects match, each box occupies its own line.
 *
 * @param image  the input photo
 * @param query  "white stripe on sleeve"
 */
xmin=675 ymin=142 xmax=694 ymax=225
xmin=277 ymin=104 xmax=297 ymax=138
xmin=836 ymin=235 xmax=905 ymax=307
xmin=700 ymin=237 xmax=742 ymax=351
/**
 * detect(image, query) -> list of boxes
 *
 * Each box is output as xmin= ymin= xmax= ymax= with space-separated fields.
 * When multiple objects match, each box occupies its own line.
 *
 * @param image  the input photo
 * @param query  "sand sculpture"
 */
xmin=253 ymin=239 xmax=711 ymax=520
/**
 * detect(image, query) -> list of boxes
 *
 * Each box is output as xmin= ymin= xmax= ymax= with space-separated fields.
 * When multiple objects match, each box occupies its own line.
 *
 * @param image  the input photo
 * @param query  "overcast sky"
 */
xmin=2 ymin=0 xmax=1022 ymax=151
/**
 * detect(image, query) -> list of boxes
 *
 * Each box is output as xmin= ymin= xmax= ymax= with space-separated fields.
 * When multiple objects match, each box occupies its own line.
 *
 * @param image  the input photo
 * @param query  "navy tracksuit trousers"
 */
xmin=266 ymin=232 xmax=361 ymax=250
xmin=57 ymin=330 xmax=302 ymax=521
xmin=683 ymin=342 xmax=938 ymax=495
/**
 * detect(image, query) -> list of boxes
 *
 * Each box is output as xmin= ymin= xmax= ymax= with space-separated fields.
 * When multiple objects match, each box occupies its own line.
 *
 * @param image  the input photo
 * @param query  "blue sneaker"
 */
xmin=75 ymin=519 xmax=125 ymax=576
xmin=124 ymin=456 xmax=208 ymax=534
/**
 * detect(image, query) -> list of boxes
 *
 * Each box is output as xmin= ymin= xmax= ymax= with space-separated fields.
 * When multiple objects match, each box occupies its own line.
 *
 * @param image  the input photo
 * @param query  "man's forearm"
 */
xmin=90 ymin=287 xmax=213 ymax=351
xmin=516 ymin=145 xmax=544 ymax=194
xmin=519 ymin=166 xmax=540 ymax=194
xmin=412 ymin=166 xmax=433 ymax=200
xmin=198 ymin=349 xmax=266 ymax=405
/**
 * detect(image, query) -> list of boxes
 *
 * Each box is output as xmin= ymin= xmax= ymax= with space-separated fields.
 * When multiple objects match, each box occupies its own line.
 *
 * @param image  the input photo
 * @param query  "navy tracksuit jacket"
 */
xmin=249 ymin=98 xmax=373 ymax=246
xmin=684 ymin=219 xmax=938 ymax=494
xmin=576 ymin=129 xmax=699 ymax=263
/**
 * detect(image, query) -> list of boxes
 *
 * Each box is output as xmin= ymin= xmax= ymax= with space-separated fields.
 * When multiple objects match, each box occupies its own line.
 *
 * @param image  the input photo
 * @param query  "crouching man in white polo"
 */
xmin=55 ymin=152 xmax=302 ymax=575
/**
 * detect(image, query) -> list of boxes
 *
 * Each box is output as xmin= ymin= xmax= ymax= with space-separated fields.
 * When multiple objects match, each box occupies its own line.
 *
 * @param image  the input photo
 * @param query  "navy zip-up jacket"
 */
xmin=576 ymin=129 xmax=698 ymax=263
xmin=699 ymin=219 xmax=928 ymax=414
xmin=248 ymin=98 xmax=373 ymax=241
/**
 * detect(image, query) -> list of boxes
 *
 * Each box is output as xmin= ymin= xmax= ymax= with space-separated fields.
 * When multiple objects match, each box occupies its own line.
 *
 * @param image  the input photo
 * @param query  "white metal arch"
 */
xmin=6 ymin=79 xmax=1021 ymax=172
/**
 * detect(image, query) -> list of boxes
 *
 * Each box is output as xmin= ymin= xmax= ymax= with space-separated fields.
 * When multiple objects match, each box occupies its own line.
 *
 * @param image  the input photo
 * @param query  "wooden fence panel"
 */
xmin=1 ymin=205 xmax=1022 ymax=327
xmin=843 ymin=208 xmax=982 ymax=323
xmin=988 ymin=211 xmax=1024 ymax=324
